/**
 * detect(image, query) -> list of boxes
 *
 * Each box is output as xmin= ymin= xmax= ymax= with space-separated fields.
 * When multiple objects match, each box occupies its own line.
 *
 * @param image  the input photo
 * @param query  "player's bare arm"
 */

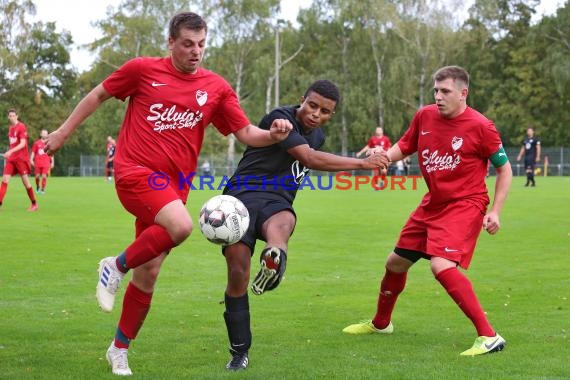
xmin=287 ymin=144 xmax=389 ymax=171
xmin=233 ymin=119 xmax=292 ymax=147
xmin=483 ymin=161 xmax=512 ymax=235
xmin=377 ymin=143 xmax=404 ymax=164
xmin=46 ymin=84 xmax=113 ymax=155
xmin=355 ymin=144 xmax=369 ymax=158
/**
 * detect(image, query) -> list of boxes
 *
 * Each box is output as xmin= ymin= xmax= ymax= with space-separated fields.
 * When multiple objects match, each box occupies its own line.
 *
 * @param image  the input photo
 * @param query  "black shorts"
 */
xmin=524 ymin=158 xmax=535 ymax=171
xmin=222 ymin=191 xmax=296 ymax=255
xmin=106 ymin=160 xmax=114 ymax=170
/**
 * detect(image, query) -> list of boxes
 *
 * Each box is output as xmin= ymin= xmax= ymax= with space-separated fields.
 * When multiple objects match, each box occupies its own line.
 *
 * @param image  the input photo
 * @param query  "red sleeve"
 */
xmin=102 ymin=58 xmax=142 ymax=101
xmin=17 ymin=124 xmax=28 ymax=141
xmin=31 ymin=141 xmax=38 ymax=154
xmin=480 ymin=121 xmax=503 ymax=158
xmin=397 ymin=112 xmax=420 ymax=155
xmin=210 ymin=84 xmax=250 ymax=136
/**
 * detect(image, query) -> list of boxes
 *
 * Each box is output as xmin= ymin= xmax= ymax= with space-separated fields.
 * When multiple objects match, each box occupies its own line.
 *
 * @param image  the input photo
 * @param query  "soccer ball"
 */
xmin=198 ymin=195 xmax=250 ymax=245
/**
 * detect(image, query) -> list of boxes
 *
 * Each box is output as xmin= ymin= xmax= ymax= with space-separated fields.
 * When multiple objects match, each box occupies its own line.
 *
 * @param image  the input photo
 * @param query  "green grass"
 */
xmin=0 ymin=176 xmax=569 ymax=379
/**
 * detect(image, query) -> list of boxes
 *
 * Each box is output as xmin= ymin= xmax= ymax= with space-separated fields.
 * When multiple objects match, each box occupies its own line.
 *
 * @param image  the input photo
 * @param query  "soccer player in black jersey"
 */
xmin=516 ymin=127 xmax=541 ymax=186
xmin=220 ymin=79 xmax=389 ymax=370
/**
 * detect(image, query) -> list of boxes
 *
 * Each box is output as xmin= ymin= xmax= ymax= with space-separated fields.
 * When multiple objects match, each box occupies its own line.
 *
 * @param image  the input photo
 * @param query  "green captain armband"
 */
xmin=489 ymin=146 xmax=509 ymax=167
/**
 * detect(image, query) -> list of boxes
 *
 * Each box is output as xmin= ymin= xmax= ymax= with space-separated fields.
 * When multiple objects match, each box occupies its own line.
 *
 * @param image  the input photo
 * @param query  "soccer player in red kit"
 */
xmin=343 ymin=66 xmax=513 ymax=356
xmin=30 ymin=129 xmax=54 ymax=194
xmin=356 ymin=127 xmax=392 ymax=185
xmin=0 ymin=109 xmax=38 ymax=211
xmin=45 ymin=12 xmax=292 ymax=376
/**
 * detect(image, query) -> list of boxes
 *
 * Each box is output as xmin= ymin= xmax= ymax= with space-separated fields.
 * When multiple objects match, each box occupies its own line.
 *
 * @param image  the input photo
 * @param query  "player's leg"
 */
xmin=344 ymin=208 xmax=427 ymax=334
xmin=223 ymin=242 xmax=253 ymax=371
xmin=524 ymin=159 xmax=533 ymax=186
xmin=106 ymin=252 xmax=166 ymax=376
xmin=343 ymin=251 xmax=415 ymax=334
xmin=40 ymin=170 xmax=48 ymax=193
xmin=0 ymin=171 xmax=12 ymax=207
xmin=97 ymin=172 xmax=191 ymax=312
xmin=251 ymin=209 xmax=295 ymax=295
xmin=35 ymin=172 xmax=40 ymax=192
xmin=19 ymin=169 xmax=37 ymax=211
xmin=429 ymin=201 xmax=505 ymax=355
xmin=432 ymin=258 xmax=504 ymax=355
xmin=529 ymin=162 xmax=536 ymax=186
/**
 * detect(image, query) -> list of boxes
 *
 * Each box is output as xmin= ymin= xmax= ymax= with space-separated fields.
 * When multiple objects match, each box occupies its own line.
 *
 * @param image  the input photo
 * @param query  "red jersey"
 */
xmin=398 ymin=105 xmax=503 ymax=211
xmin=7 ymin=122 xmax=29 ymax=162
xmin=102 ymin=57 xmax=250 ymax=183
xmin=31 ymin=139 xmax=51 ymax=167
xmin=367 ymin=135 xmax=391 ymax=150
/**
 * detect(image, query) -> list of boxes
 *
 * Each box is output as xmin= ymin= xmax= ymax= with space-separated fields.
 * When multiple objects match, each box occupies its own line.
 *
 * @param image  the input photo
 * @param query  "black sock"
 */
xmin=224 ymin=293 xmax=251 ymax=354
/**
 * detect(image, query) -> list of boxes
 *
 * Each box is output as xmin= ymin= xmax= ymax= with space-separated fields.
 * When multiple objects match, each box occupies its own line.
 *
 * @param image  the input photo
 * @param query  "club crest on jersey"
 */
xmin=291 ymin=160 xmax=309 ymax=184
xmin=451 ymin=136 xmax=463 ymax=151
xmin=196 ymin=90 xmax=208 ymax=106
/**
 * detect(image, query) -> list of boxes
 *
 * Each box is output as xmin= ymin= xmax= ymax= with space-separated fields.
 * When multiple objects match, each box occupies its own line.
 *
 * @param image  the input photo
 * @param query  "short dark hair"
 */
xmin=169 ymin=12 xmax=208 ymax=40
xmin=304 ymin=80 xmax=340 ymax=104
xmin=433 ymin=66 xmax=469 ymax=88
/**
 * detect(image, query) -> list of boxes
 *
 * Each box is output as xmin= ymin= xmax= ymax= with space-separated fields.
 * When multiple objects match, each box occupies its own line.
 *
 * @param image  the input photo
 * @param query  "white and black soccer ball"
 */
xmin=198 ymin=195 xmax=250 ymax=245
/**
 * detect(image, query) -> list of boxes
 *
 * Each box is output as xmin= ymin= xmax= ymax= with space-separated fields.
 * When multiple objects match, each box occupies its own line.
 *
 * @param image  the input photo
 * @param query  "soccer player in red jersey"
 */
xmin=356 ymin=127 xmax=392 ymax=186
xmin=343 ymin=66 xmax=513 ymax=356
xmin=356 ymin=126 xmax=392 ymax=159
xmin=30 ymin=129 xmax=54 ymax=194
xmin=45 ymin=12 xmax=292 ymax=376
xmin=0 ymin=109 xmax=38 ymax=211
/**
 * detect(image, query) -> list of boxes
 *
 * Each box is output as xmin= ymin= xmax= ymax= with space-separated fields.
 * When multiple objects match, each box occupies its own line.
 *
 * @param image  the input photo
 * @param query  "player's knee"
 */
xmin=386 ymin=252 xmax=412 ymax=272
xmin=228 ymin=265 xmax=250 ymax=291
xmin=168 ymin=219 xmax=193 ymax=244
xmin=132 ymin=264 xmax=161 ymax=291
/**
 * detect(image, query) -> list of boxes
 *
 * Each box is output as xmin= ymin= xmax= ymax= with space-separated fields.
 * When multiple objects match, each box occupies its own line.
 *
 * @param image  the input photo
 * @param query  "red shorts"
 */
xmin=395 ymin=200 xmax=485 ymax=269
xmin=115 ymin=169 xmax=189 ymax=236
xmin=34 ymin=166 xmax=50 ymax=175
xmin=3 ymin=160 xmax=31 ymax=176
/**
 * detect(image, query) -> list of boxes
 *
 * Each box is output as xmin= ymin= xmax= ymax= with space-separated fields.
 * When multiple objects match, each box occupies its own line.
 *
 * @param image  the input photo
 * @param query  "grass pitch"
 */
xmin=0 ymin=175 xmax=568 ymax=379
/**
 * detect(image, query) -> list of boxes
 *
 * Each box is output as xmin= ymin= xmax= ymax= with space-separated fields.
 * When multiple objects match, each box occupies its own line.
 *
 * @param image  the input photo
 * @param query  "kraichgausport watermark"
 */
xmin=147 ymin=172 xmax=422 ymax=191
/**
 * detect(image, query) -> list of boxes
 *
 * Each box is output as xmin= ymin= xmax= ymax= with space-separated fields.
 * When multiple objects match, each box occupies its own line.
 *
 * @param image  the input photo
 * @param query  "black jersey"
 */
xmin=107 ymin=144 xmax=116 ymax=159
xmin=224 ymin=106 xmax=325 ymax=203
xmin=522 ymin=136 xmax=540 ymax=160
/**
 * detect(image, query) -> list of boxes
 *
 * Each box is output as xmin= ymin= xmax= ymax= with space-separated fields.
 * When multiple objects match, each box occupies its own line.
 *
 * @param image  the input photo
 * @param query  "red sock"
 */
xmin=35 ymin=177 xmax=40 ymax=188
xmin=26 ymin=186 xmax=36 ymax=204
xmin=41 ymin=178 xmax=46 ymax=190
xmin=0 ymin=182 xmax=7 ymax=204
xmin=116 ymin=282 xmax=153 ymax=348
xmin=124 ymin=224 xmax=176 ymax=269
xmin=372 ymin=268 xmax=407 ymax=329
xmin=436 ymin=267 xmax=495 ymax=337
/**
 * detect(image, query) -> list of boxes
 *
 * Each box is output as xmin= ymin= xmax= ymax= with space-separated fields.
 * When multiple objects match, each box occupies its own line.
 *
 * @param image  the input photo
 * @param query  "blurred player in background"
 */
xmin=356 ymin=126 xmax=391 ymax=186
xmin=45 ymin=12 xmax=292 ymax=376
xmin=30 ymin=129 xmax=54 ymax=194
xmin=516 ymin=127 xmax=540 ymax=187
xmin=0 ymin=109 xmax=38 ymax=211
xmin=343 ymin=66 xmax=512 ymax=357
xmin=220 ymin=79 xmax=389 ymax=371
xmin=105 ymin=136 xmax=116 ymax=181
